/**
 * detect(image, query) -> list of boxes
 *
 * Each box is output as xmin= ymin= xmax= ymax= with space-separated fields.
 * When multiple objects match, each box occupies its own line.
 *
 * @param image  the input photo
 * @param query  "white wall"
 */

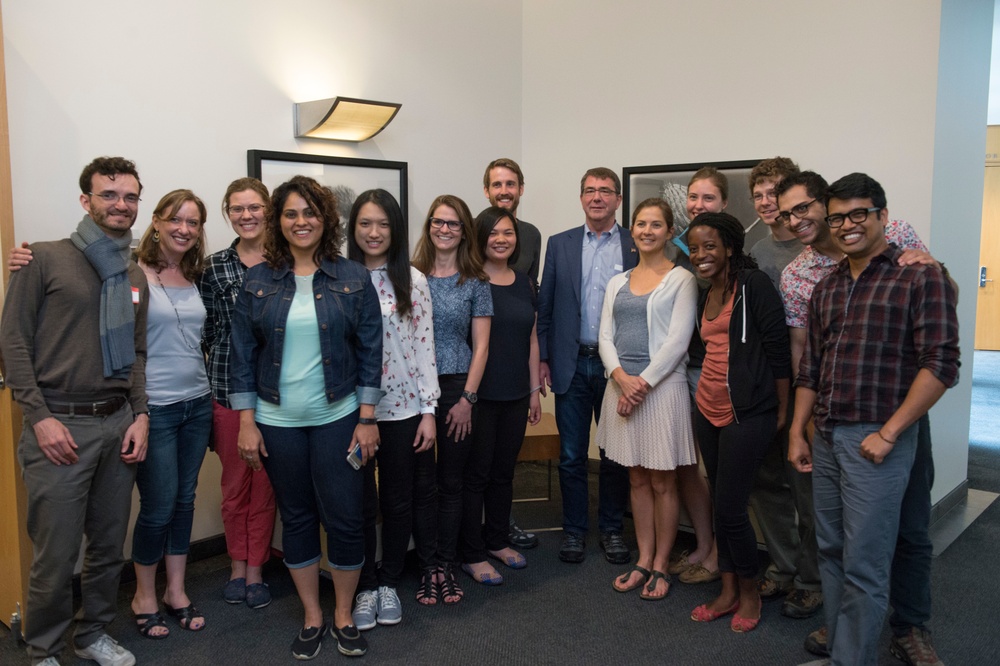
xmin=2 ymin=0 xmax=522 ymax=547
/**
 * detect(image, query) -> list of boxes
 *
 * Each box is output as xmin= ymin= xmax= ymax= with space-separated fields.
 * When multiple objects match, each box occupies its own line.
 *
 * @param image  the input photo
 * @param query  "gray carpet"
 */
xmin=2 ymin=353 xmax=999 ymax=665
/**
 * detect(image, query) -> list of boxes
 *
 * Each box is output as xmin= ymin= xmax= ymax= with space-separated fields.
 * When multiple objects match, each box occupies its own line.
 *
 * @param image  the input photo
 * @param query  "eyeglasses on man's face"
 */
xmin=582 ymin=187 xmax=618 ymax=198
xmin=774 ymin=197 xmax=819 ymax=226
xmin=825 ymin=207 xmax=882 ymax=228
xmin=90 ymin=191 xmax=141 ymax=206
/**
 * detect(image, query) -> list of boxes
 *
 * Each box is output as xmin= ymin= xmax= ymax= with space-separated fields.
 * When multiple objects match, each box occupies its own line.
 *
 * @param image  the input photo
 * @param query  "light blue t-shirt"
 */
xmin=256 ymin=274 xmax=357 ymax=426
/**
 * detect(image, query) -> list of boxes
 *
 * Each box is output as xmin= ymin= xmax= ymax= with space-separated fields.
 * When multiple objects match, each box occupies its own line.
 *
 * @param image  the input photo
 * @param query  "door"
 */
xmin=976 ymin=126 xmax=1000 ymax=350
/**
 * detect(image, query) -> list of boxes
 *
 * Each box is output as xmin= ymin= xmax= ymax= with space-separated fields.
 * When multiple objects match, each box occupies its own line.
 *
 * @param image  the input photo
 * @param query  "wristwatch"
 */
xmin=358 ymin=417 xmax=377 ymax=425
xmin=461 ymin=390 xmax=478 ymax=404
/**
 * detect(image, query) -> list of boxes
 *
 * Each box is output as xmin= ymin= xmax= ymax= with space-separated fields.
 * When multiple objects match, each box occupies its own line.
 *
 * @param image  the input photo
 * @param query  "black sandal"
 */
xmin=640 ymin=571 xmax=670 ymax=601
xmin=613 ymin=565 xmax=652 ymax=593
xmin=135 ymin=611 xmax=169 ymax=639
xmin=164 ymin=603 xmax=206 ymax=631
xmin=416 ymin=566 xmax=439 ymax=606
xmin=439 ymin=564 xmax=464 ymax=605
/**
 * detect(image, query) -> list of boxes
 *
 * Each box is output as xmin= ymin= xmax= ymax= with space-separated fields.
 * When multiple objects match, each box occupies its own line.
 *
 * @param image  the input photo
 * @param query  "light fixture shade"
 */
xmin=294 ymin=96 xmax=401 ymax=142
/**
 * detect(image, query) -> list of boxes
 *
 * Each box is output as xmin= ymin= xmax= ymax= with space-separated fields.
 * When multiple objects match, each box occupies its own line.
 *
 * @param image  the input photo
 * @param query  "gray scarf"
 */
xmin=70 ymin=215 xmax=136 ymax=378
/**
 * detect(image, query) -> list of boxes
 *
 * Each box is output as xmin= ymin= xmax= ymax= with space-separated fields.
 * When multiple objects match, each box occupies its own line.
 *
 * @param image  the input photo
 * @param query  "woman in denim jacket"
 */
xmin=230 ymin=176 xmax=383 ymax=660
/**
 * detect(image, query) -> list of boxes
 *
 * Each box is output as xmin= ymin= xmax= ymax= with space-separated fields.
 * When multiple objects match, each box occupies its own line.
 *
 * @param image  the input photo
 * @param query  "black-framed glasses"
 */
xmin=774 ymin=198 xmax=819 ymax=225
xmin=582 ymin=186 xmax=618 ymax=198
xmin=429 ymin=217 xmax=462 ymax=231
xmin=89 ymin=191 xmax=141 ymax=206
xmin=825 ymin=207 xmax=882 ymax=228
xmin=228 ymin=204 xmax=265 ymax=216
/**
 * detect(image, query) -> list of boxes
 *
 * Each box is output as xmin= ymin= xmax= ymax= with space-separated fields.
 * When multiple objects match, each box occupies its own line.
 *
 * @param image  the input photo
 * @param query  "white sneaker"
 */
xmin=74 ymin=634 xmax=135 ymax=666
xmin=352 ymin=589 xmax=378 ymax=631
xmin=37 ymin=658 xmax=61 ymax=666
xmin=376 ymin=585 xmax=402 ymax=625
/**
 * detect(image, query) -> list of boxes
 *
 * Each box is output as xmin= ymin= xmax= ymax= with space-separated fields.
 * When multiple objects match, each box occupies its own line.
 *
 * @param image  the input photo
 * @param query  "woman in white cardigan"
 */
xmin=597 ymin=198 xmax=699 ymax=600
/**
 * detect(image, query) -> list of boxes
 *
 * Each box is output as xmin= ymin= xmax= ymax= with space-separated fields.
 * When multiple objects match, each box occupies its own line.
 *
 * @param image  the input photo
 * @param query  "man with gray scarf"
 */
xmin=1 ymin=156 xmax=149 ymax=666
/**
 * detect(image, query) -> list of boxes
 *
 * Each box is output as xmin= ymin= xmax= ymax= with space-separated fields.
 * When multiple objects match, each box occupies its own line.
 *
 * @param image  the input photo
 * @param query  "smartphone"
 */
xmin=347 ymin=442 xmax=363 ymax=470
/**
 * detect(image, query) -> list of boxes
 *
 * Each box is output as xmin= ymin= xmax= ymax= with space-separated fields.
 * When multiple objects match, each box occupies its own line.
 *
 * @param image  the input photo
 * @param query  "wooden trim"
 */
xmin=0 ymin=0 xmax=33 ymax=631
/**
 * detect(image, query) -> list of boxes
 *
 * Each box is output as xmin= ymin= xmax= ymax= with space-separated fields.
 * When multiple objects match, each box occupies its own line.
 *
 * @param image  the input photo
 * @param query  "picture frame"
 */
xmin=622 ymin=159 xmax=764 ymax=255
xmin=247 ymin=150 xmax=408 ymax=224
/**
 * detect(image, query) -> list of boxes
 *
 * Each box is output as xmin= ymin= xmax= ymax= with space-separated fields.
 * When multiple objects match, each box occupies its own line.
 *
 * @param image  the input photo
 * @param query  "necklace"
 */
xmin=152 ymin=269 xmax=201 ymax=351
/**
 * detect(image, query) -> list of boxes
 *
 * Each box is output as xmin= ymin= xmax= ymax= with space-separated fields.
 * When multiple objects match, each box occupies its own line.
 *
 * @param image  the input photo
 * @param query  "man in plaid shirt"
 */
xmin=788 ymin=173 xmax=959 ymax=666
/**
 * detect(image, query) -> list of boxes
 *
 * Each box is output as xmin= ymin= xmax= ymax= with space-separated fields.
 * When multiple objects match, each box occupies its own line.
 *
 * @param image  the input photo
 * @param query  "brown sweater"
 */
xmin=0 ymin=238 xmax=149 ymax=424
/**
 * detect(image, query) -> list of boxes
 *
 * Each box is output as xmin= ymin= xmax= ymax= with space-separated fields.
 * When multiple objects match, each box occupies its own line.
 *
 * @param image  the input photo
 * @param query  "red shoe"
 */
xmin=731 ymin=612 xmax=760 ymax=633
xmin=690 ymin=600 xmax=739 ymax=622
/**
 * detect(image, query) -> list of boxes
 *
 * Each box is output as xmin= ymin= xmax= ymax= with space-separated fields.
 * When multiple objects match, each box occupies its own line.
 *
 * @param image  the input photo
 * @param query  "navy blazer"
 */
xmin=537 ymin=224 xmax=638 ymax=394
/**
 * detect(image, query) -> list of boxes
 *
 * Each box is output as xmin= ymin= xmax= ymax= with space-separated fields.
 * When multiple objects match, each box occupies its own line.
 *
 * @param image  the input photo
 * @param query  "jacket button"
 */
xmin=315 ymin=293 xmax=322 ymax=300
xmin=257 ymin=289 xmax=263 ymax=296
xmin=324 ymin=358 xmax=331 ymax=365
xmin=321 ymin=324 xmax=328 ymax=330
xmin=344 ymin=286 xmax=351 ymax=292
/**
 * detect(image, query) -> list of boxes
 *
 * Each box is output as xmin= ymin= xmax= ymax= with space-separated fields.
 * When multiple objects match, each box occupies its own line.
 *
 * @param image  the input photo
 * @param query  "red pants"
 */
xmin=213 ymin=401 xmax=276 ymax=567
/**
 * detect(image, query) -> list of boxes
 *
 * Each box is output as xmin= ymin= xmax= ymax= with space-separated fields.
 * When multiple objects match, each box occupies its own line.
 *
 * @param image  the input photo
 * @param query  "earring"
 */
xmin=152 ymin=230 xmax=160 ymax=243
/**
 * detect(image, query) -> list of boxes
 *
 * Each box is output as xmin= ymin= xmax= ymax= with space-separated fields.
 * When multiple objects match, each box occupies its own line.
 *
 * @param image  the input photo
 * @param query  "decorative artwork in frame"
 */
xmin=247 ymin=150 xmax=408 ymax=225
xmin=622 ymin=160 xmax=764 ymax=255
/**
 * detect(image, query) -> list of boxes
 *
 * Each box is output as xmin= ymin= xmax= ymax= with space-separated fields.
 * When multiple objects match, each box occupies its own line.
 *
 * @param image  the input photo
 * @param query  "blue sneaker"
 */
xmin=351 ymin=589 xmax=378 ymax=631
xmin=223 ymin=577 xmax=246 ymax=604
xmin=246 ymin=582 xmax=271 ymax=609
xmin=376 ymin=586 xmax=401 ymax=625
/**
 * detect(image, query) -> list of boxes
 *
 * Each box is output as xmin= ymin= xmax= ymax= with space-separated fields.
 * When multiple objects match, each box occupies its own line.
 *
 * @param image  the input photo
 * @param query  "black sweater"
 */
xmin=696 ymin=269 xmax=790 ymax=422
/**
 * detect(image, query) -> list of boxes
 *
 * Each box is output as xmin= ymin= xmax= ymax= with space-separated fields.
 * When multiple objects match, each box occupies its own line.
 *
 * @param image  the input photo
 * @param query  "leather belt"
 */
xmin=47 ymin=395 xmax=128 ymax=417
xmin=578 ymin=343 xmax=600 ymax=357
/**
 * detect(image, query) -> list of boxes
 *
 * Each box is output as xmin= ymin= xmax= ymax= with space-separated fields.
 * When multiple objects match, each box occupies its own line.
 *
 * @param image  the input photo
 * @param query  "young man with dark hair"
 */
xmin=2 ymin=156 xmax=150 ymax=666
xmin=787 ymin=173 xmax=959 ymax=666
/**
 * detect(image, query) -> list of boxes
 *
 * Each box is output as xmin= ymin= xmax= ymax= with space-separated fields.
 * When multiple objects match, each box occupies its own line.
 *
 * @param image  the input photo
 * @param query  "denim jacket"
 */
xmin=228 ymin=256 xmax=384 ymax=411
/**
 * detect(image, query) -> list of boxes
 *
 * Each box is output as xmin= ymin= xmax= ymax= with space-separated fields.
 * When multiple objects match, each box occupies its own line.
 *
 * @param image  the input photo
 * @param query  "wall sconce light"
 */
xmin=293 ymin=96 xmax=401 ymax=142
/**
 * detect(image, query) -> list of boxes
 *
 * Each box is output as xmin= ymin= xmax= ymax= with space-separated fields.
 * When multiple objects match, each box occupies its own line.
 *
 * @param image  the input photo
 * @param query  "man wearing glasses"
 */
xmin=2 ymin=157 xmax=150 ymax=666
xmin=537 ymin=167 xmax=635 ymax=565
xmin=784 ymin=173 xmax=958 ymax=666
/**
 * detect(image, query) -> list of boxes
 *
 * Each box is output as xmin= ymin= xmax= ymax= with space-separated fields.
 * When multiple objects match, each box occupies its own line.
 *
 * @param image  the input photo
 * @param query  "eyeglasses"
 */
xmin=429 ymin=218 xmax=462 ymax=231
xmin=774 ymin=198 xmax=819 ymax=225
xmin=228 ymin=204 xmax=265 ymax=215
xmin=825 ymin=207 xmax=882 ymax=228
xmin=582 ymin=187 xmax=618 ymax=198
xmin=90 ymin=191 xmax=141 ymax=206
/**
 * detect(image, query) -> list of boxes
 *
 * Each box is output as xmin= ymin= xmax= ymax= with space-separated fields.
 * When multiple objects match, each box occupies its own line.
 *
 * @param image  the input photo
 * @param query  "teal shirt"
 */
xmin=256 ymin=274 xmax=357 ymax=426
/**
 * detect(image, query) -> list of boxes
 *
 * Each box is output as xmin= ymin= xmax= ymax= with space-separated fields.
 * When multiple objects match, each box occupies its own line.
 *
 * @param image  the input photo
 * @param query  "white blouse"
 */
xmin=370 ymin=265 xmax=440 ymax=421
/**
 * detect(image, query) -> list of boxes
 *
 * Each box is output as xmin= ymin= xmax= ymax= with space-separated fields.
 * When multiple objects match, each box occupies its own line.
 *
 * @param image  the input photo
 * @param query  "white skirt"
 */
xmin=598 ymin=379 xmax=697 ymax=471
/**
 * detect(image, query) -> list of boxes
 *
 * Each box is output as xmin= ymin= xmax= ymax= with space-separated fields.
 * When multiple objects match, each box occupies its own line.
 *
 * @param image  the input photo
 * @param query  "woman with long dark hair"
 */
xmin=231 ymin=176 xmax=383 ymax=658
xmin=686 ymin=212 xmax=790 ymax=633
xmin=346 ymin=189 xmax=440 ymax=627
xmin=458 ymin=206 xmax=541 ymax=585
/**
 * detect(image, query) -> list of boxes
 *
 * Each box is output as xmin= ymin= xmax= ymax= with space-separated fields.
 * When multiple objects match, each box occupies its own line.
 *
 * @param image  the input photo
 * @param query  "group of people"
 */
xmin=0 ymin=154 xmax=958 ymax=666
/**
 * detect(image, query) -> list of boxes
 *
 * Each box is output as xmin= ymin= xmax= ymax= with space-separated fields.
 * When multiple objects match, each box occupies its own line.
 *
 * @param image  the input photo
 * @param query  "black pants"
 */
xmin=359 ymin=414 xmax=438 ymax=590
xmin=694 ymin=408 xmax=776 ymax=579
xmin=435 ymin=374 xmax=472 ymax=564
xmin=460 ymin=395 xmax=530 ymax=562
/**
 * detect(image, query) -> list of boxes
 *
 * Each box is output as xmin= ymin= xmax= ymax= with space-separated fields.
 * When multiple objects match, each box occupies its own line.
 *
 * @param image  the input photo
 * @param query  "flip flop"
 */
xmin=613 ymin=565 xmax=652 ymax=593
xmin=135 ymin=611 xmax=169 ymax=639
xmin=488 ymin=549 xmax=527 ymax=570
xmin=639 ymin=571 xmax=670 ymax=601
xmin=164 ymin=603 xmax=206 ymax=631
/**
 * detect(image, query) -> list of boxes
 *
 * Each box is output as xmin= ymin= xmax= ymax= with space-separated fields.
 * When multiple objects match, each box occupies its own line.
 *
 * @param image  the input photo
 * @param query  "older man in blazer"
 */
xmin=538 ymin=167 xmax=638 ymax=564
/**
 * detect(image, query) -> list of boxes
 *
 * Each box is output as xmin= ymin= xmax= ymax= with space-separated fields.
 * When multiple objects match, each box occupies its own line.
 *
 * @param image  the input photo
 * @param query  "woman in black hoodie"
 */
xmin=686 ymin=212 xmax=790 ymax=633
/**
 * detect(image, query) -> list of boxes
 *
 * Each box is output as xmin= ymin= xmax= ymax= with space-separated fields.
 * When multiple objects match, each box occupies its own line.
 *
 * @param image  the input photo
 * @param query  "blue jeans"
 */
xmin=258 ymin=414 xmax=364 ymax=570
xmin=555 ymin=353 xmax=628 ymax=536
xmin=132 ymin=394 xmax=212 ymax=565
xmin=813 ymin=422 xmax=917 ymax=666
xmin=890 ymin=413 xmax=934 ymax=635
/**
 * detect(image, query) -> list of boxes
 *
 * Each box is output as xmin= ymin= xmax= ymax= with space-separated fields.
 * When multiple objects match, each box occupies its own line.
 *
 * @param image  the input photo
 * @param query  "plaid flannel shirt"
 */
xmin=197 ymin=239 xmax=246 ymax=408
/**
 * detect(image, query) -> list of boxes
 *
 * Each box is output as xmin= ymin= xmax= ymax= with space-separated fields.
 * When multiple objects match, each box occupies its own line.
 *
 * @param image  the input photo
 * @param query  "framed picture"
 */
xmin=247 ymin=150 xmax=408 ymax=224
xmin=622 ymin=159 xmax=763 ymax=255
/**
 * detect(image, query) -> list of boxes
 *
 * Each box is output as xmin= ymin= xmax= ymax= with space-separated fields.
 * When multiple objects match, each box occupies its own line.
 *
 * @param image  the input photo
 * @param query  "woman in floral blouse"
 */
xmin=346 ymin=189 xmax=441 ymax=626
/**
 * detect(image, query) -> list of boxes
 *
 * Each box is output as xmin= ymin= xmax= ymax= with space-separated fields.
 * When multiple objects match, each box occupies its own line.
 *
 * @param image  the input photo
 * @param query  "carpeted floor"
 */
xmin=2 ymin=352 xmax=998 ymax=665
